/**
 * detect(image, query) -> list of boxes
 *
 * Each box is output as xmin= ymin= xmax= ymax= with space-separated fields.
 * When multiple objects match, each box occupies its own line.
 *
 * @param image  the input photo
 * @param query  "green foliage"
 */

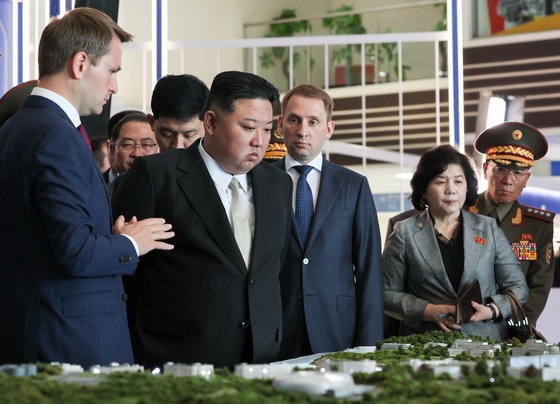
xmin=510 ymin=337 xmax=524 ymax=348
xmin=525 ymin=365 xmax=538 ymax=378
xmin=322 ymin=5 xmax=366 ymax=36
xmin=259 ymin=9 xmax=312 ymax=89
xmin=270 ymin=9 xmax=309 ymax=37
xmin=474 ymin=359 xmax=489 ymax=376
xmin=455 ymin=351 xmax=475 ymax=362
xmin=322 ymin=5 xmax=367 ymax=86
xmin=434 ymin=3 xmax=447 ymax=31
xmin=36 ymin=362 xmax=63 ymax=376
xmin=437 ymin=371 xmax=453 ymax=381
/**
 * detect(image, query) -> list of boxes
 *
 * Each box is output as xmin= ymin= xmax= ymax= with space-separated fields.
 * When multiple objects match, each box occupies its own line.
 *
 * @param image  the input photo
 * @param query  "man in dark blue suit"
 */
xmin=276 ymin=84 xmax=383 ymax=358
xmin=0 ymin=8 xmax=173 ymax=368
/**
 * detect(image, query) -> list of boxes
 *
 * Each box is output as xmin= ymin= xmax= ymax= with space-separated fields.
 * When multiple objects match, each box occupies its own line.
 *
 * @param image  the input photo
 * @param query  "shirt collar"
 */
xmin=198 ymin=137 xmax=248 ymax=192
xmin=483 ymin=192 xmax=514 ymax=222
xmin=31 ymin=87 xmax=81 ymax=127
xmin=285 ymin=152 xmax=323 ymax=173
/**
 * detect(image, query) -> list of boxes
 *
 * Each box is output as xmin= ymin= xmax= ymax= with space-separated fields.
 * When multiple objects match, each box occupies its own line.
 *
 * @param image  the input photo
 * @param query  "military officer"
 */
xmin=470 ymin=121 xmax=554 ymax=326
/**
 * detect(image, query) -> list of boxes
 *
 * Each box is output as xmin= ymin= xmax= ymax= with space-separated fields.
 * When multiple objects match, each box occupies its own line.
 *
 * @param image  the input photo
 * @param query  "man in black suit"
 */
xmin=112 ymin=71 xmax=292 ymax=370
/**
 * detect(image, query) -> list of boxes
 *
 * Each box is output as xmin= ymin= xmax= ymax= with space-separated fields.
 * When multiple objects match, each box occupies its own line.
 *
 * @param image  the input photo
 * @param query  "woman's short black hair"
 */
xmin=410 ymin=145 xmax=478 ymax=211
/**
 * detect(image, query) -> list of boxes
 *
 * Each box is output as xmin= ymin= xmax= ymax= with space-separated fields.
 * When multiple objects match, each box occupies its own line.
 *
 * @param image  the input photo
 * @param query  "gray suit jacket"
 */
xmin=383 ymin=210 xmax=528 ymax=341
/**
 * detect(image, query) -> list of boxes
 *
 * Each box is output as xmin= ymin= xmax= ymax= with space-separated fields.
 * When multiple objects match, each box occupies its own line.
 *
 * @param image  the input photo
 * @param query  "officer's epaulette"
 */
xmin=523 ymin=205 xmax=556 ymax=222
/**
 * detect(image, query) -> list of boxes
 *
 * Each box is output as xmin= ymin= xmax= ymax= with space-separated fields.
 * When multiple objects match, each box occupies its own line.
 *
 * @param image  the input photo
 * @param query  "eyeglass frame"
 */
xmin=113 ymin=141 xmax=158 ymax=153
xmin=487 ymin=160 xmax=531 ymax=181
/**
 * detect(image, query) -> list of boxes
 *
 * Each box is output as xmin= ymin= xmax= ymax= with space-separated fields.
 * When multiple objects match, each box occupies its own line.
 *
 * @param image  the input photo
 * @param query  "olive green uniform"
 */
xmin=469 ymin=192 xmax=555 ymax=326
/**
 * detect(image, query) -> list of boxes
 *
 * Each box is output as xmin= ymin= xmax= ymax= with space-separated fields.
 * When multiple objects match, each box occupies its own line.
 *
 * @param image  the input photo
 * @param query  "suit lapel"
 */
xmin=500 ymin=199 xmax=522 ymax=230
xmin=458 ymin=213 xmax=485 ymax=294
xmin=306 ymin=160 xmax=344 ymax=249
xmin=412 ymin=211 xmax=456 ymax=295
xmin=249 ymin=164 xmax=276 ymax=273
xmin=176 ymin=143 xmax=247 ymax=276
xmin=276 ymin=158 xmax=303 ymax=251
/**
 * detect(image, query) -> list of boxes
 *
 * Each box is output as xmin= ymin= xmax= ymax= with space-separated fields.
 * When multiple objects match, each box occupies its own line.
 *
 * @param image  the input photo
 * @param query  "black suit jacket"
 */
xmin=103 ymin=168 xmax=111 ymax=183
xmin=112 ymin=140 xmax=292 ymax=369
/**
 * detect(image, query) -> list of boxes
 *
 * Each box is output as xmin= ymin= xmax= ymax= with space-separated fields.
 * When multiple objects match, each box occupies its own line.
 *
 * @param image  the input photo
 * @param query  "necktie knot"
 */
xmin=295 ymin=165 xmax=313 ymax=178
xmin=228 ymin=177 xmax=240 ymax=193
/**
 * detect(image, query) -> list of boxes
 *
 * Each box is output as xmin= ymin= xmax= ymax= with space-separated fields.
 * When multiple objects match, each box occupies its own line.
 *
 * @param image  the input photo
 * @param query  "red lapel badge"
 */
xmin=475 ymin=236 xmax=486 ymax=245
xmin=522 ymin=234 xmax=533 ymax=241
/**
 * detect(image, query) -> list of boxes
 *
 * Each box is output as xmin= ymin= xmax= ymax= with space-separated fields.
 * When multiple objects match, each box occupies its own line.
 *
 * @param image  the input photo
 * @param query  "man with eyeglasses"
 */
xmin=469 ymin=121 xmax=554 ymax=327
xmin=110 ymin=112 xmax=159 ymax=175
xmin=107 ymin=112 xmax=159 ymax=197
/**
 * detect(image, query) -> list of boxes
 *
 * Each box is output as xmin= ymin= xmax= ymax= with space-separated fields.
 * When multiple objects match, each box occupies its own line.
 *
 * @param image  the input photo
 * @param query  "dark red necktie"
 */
xmin=77 ymin=124 xmax=92 ymax=152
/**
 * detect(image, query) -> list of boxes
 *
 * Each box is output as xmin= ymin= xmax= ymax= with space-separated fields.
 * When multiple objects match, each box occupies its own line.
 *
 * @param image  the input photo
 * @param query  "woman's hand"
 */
xmin=422 ymin=303 xmax=461 ymax=332
xmin=469 ymin=302 xmax=500 ymax=323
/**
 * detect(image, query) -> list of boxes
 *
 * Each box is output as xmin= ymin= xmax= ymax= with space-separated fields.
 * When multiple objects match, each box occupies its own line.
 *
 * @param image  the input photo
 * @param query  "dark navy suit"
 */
xmin=277 ymin=158 xmax=383 ymax=358
xmin=0 ymin=95 xmax=138 ymax=368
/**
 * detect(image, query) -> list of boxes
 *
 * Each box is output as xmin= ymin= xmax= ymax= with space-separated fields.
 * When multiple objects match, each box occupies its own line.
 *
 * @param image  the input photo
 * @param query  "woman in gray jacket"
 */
xmin=383 ymin=145 xmax=528 ymax=340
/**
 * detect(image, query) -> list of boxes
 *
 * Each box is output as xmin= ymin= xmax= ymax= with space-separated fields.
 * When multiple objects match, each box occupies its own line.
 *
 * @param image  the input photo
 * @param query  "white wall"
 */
xmin=113 ymin=0 xmax=444 ymax=112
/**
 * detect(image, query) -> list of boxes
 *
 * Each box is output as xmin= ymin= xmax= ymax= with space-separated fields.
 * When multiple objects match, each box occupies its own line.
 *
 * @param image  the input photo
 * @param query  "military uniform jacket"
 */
xmin=468 ymin=193 xmax=555 ymax=325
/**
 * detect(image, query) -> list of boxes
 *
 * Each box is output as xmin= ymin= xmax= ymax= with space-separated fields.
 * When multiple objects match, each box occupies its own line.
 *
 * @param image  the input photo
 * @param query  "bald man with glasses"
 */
xmin=468 ymin=121 xmax=554 ymax=327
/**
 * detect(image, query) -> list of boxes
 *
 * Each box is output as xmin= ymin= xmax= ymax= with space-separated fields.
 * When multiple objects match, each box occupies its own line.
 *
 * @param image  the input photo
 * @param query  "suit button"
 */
xmin=122 ymin=294 xmax=128 ymax=301
xmin=239 ymin=322 xmax=250 ymax=329
xmin=249 ymin=280 xmax=254 ymax=285
xmin=119 ymin=255 xmax=131 ymax=263
xmin=303 ymin=258 xmax=309 ymax=265
xmin=297 ymin=293 xmax=303 ymax=299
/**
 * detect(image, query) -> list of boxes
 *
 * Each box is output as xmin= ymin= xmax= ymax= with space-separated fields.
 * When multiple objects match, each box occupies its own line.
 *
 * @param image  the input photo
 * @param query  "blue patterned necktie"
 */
xmin=295 ymin=165 xmax=314 ymax=249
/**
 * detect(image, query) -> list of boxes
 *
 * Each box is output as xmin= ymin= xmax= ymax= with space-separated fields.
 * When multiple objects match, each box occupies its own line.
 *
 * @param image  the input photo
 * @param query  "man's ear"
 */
xmin=277 ymin=115 xmax=284 ymax=135
xmin=147 ymin=114 xmax=155 ymax=132
xmin=524 ymin=172 xmax=531 ymax=188
xmin=482 ymin=162 xmax=488 ymax=180
xmin=204 ymin=110 xmax=217 ymax=136
xmin=326 ymin=120 xmax=335 ymax=140
xmin=71 ymin=52 xmax=88 ymax=79
xmin=109 ymin=141 xmax=117 ymax=159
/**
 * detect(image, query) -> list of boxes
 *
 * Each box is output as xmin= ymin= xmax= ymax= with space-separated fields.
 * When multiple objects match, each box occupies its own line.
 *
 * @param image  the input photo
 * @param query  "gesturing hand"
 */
xmin=114 ymin=215 xmax=175 ymax=256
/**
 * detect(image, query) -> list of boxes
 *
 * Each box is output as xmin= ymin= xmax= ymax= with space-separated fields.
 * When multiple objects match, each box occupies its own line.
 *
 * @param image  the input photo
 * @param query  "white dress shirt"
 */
xmin=284 ymin=152 xmax=323 ymax=212
xmin=198 ymin=139 xmax=255 ymax=236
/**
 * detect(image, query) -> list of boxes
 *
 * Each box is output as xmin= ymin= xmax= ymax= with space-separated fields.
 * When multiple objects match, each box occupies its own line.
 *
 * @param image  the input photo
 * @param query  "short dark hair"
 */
xmin=206 ymin=71 xmax=279 ymax=114
xmin=410 ymin=145 xmax=478 ymax=211
xmin=151 ymin=74 xmax=209 ymax=121
xmin=111 ymin=112 xmax=149 ymax=141
xmin=282 ymin=84 xmax=334 ymax=121
xmin=38 ymin=7 xmax=132 ymax=78
xmin=90 ymin=136 xmax=108 ymax=167
xmin=108 ymin=110 xmax=141 ymax=141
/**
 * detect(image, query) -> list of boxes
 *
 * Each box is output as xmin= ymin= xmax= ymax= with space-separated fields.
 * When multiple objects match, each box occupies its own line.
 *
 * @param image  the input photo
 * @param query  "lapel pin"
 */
xmin=475 ymin=236 xmax=486 ymax=245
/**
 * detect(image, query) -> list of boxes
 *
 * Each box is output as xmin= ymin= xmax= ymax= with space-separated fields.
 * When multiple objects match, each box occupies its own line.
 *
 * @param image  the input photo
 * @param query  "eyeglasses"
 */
xmin=114 ymin=142 xmax=158 ymax=153
xmin=489 ymin=163 xmax=530 ymax=181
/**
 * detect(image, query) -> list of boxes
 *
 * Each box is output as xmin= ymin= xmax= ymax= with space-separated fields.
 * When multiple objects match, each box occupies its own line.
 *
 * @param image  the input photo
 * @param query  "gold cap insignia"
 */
xmin=512 ymin=130 xmax=522 ymax=140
